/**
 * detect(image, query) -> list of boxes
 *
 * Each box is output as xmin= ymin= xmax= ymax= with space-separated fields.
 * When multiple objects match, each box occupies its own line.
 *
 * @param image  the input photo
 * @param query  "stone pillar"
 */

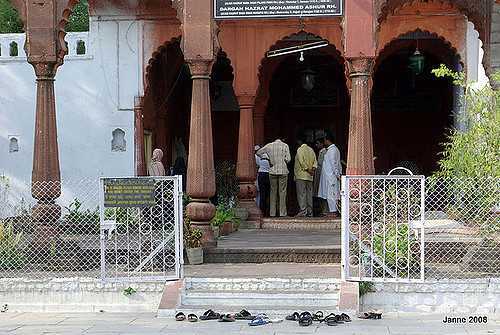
xmin=452 ymin=59 xmax=467 ymax=132
xmin=253 ymin=96 xmax=267 ymax=146
xmin=30 ymin=62 xmax=61 ymax=224
xmin=346 ymin=57 xmax=375 ymax=175
xmin=185 ymin=60 xmax=216 ymax=248
xmin=134 ymin=96 xmax=147 ymax=176
xmin=236 ymin=95 xmax=261 ymax=225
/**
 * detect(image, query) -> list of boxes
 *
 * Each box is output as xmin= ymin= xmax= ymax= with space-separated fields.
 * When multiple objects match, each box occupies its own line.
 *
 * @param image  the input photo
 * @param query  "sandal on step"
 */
xmin=175 ymin=312 xmax=186 ymax=321
xmin=285 ymin=312 xmax=300 ymax=321
xmin=187 ymin=314 xmax=198 ymax=322
xmin=199 ymin=309 xmax=220 ymax=320
xmin=298 ymin=312 xmax=313 ymax=327
xmin=369 ymin=310 xmax=382 ymax=319
xmin=234 ymin=309 xmax=253 ymax=320
xmin=358 ymin=312 xmax=372 ymax=319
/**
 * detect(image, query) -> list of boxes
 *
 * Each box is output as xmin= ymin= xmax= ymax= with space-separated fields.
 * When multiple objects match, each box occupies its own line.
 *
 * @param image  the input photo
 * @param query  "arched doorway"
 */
xmin=372 ymin=30 xmax=459 ymax=175
xmin=257 ymin=32 xmax=349 ymax=215
xmin=143 ymin=39 xmax=191 ymax=179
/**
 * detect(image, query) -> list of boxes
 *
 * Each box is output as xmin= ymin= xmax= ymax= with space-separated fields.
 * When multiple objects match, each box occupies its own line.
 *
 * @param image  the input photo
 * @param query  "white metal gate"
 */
xmin=98 ymin=176 xmax=183 ymax=282
xmin=341 ymin=176 xmax=425 ymax=282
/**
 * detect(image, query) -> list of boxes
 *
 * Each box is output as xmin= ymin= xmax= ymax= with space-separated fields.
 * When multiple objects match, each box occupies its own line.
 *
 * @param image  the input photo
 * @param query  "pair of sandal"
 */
xmin=199 ymin=309 xmax=254 ymax=322
xmin=248 ymin=313 xmax=283 ymax=326
xmin=321 ymin=313 xmax=352 ymax=326
xmin=359 ymin=310 xmax=383 ymax=319
xmin=285 ymin=311 xmax=320 ymax=326
xmin=175 ymin=312 xmax=198 ymax=322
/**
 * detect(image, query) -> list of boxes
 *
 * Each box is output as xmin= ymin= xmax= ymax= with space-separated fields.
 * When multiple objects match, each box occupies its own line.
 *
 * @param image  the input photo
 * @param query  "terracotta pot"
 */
xmin=221 ymin=220 xmax=232 ymax=236
xmin=186 ymin=247 xmax=203 ymax=265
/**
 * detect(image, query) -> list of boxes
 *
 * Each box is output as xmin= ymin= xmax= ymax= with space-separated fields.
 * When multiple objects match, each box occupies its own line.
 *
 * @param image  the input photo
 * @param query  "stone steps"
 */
xmin=261 ymin=218 xmax=341 ymax=230
xmin=158 ymin=277 xmax=344 ymax=318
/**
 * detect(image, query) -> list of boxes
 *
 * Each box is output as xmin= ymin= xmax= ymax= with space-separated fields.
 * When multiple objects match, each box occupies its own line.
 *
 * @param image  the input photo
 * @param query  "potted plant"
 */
xmin=186 ymin=228 xmax=203 ymax=265
xmin=211 ymin=205 xmax=239 ymax=236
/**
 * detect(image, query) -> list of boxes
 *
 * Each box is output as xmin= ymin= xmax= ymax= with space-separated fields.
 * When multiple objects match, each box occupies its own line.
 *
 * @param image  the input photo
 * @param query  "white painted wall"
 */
xmin=0 ymin=17 xmax=141 ymax=205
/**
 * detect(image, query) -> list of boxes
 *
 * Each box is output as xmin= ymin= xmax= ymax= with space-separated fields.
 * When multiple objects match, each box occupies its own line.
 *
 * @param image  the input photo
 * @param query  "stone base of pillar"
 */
xmin=186 ymin=200 xmax=217 ymax=249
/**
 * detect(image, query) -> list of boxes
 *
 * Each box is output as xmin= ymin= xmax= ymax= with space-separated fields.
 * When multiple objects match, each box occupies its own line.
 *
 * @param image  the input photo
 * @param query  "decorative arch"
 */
xmin=144 ymin=36 xmax=183 ymax=94
xmin=376 ymin=1 xmax=467 ymax=62
xmin=256 ymin=30 xmax=347 ymax=113
xmin=376 ymin=29 xmax=461 ymax=72
xmin=377 ymin=0 xmax=489 ymax=44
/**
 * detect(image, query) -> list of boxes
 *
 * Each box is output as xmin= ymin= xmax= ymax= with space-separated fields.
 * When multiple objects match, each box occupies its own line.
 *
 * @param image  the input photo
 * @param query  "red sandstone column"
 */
xmin=236 ymin=95 xmax=262 ymax=224
xmin=186 ymin=60 xmax=216 ymax=248
xmin=253 ymin=96 xmax=267 ymax=146
xmin=346 ymin=57 xmax=375 ymax=175
xmin=134 ymin=96 xmax=147 ymax=176
xmin=30 ymin=62 xmax=61 ymax=223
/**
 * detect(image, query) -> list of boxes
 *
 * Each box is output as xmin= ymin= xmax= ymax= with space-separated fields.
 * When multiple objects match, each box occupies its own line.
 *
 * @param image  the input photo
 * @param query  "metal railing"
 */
xmin=342 ymin=176 xmax=500 ymax=282
xmin=0 ymin=176 xmax=183 ymax=282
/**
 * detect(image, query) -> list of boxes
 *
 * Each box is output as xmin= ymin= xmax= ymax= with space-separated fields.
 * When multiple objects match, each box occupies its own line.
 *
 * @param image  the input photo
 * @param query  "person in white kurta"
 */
xmin=318 ymin=134 xmax=342 ymax=214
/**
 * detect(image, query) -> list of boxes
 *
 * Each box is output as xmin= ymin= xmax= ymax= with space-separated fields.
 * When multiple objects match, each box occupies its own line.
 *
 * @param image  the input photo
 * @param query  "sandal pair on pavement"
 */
xmin=358 ymin=310 xmax=383 ymax=319
xmin=175 ymin=312 xmax=198 ymax=322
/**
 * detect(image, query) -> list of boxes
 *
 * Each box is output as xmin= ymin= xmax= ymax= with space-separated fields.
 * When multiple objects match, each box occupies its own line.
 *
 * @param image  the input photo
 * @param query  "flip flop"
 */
xmin=175 ymin=312 xmax=186 ymax=321
xmin=321 ymin=313 xmax=338 ymax=326
xmin=199 ymin=309 xmax=220 ymax=320
xmin=285 ymin=312 xmax=300 ymax=321
xmin=358 ymin=312 xmax=372 ymax=319
xmin=234 ymin=309 xmax=254 ymax=320
xmin=340 ymin=313 xmax=352 ymax=322
xmin=248 ymin=316 xmax=270 ymax=326
xmin=298 ymin=312 xmax=313 ymax=326
xmin=219 ymin=314 xmax=236 ymax=322
xmin=187 ymin=314 xmax=198 ymax=322
xmin=369 ymin=311 xmax=382 ymax=319
xmin=313 ymin=311 xmax=324 ymax=321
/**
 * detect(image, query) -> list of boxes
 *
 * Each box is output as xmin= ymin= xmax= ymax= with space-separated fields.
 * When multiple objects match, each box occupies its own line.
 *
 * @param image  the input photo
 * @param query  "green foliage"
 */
xmin=123 ymin=286 xmax=137 ymax=296
xmin=0 ymin=0 xmax=23 ymax=33
xmin=0 ymin=222 xmax=26 ymax=270
xmin=359 ymin=281 xmax=375 ymax=297
xmin=431 ymin=65 xmax=500 ymax=179
xmin=65 ymin=0 xmax=89 ymax=32
xmin=186 ymin=228 xmax=203 ymax=249
xmin=215 ymin=161 xmax=239 ymax=208
xmin=373 ymin=223 xmax=416 ymax=276
xmin=210 ymin=204 xmax=239 ymax=227
xmin=64 ymin=198 xmax=99 ymax=233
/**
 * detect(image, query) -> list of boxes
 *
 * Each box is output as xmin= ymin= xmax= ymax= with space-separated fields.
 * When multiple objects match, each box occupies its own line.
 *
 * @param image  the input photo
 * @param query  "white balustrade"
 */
xmin=0 ymin=32 xmax=91 ymax=61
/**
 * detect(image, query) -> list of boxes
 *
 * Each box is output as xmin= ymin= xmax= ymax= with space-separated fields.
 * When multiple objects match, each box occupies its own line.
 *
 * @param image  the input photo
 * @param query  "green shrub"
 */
xmin=65 ymin=0 xmax=89 ymax=32
xmin=0 ymin=222 xmax=26 ymax=270
xmin=64 ymin=198 xmax=99 ymax=233
xmin=0 ymin=0 xmax=23 ymax=33
xmin=210 ymin=204 xmax=239 ymax=227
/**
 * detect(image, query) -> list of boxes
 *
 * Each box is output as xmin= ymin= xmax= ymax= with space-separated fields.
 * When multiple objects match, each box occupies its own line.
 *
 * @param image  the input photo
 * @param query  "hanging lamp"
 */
xmin=408 ymin=39 xmax=425 ymax=75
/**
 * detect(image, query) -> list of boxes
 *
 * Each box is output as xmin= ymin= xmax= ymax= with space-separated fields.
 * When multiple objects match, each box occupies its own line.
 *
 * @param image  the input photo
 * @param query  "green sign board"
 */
xmin=103 ymin=178 xmax=156 ymax=207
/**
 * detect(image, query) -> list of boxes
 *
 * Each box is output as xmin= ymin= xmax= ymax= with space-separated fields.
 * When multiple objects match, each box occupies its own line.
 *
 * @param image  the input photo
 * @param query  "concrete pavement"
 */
xmin=0 ymin=312 xmax=498 ymax=334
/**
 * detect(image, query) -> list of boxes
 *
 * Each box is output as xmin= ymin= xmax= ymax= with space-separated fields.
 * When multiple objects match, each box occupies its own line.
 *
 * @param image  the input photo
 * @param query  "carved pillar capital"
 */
xmin=30 ymin=61 xmax=58 ymax=80
xmin=346 ymin=57 xmax=374 ymax=77
xmin=237 ymin=94 xmax=256 ymax=108
xmin=186 ymin=59 xmax=213 ymax=78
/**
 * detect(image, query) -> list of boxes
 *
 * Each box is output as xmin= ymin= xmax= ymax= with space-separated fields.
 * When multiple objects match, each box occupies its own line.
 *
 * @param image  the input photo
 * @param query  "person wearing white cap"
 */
xmin=255 ymin=145 xmax=270 ymax=216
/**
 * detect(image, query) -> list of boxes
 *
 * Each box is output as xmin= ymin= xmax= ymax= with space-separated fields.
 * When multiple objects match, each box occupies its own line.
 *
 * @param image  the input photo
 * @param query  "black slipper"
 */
xmin=219 ymin=314 xmax=235 ymax=322
xmin=298 ymin=312 xmax=313 ymax=326
xmin=322 ymin=313 xmax=338 ymax=326
xmin=187 ymin=314 xmax=198 ymax=322
xmin=340 ymin=313 xmax=351 ymax=322
xmin=175 ymin=312 xmax=186 ymax=321
xmin=199 ymin=309 xmax=220 ymax=320
xmin=234 ymin=309 xmax=253 ymax=320
xmin=285 ymin=312 xmax=300 ymax=321
xmin=313 ymin=311 xmax=324 ymax=321
xmin=370 ymin=311 xmax=382 ymax=319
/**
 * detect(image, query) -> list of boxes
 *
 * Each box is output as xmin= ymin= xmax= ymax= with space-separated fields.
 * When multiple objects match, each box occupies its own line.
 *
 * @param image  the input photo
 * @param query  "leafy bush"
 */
xmin=65 ymin=0 xmax=89 ymax=32
xmin=0 ymin=0 xmax=23 ymax=33
xmin=211 ymin=204 xmax=238 ymax=227
xmin=186 ymin=228 xmax=203 ymax=249
xmin=0 ymin=222 xmax=26 ymax=270
xmin=359 ymin=281 xmax=375 ymax=297
xmin=431 ymin=66 xmax=499 ymax=235
xmin=63 ymin=198 xmax=99 ymax=233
